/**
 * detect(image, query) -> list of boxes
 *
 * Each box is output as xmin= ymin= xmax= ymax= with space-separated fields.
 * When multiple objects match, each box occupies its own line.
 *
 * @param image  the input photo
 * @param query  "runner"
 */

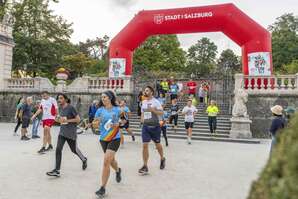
xmin=169 ymin=79 xmax=179 ymax=101
xmin=139 ymin=86 xmax=166 ymax=175
xmin=160 ymin=78 xmax=169 ymax=96
xmin=46 ymin=94 xmax=87 ymax=177
xmin=206 ymin=100 xmax=220 ymax=135
xmin=93 ymin=91 xmax=122 ymax=198
xmin=31 ymin=100 xmax=42 ymax=139
xmin=160 ymin=103 xmax=169 ymax=147
xmin=20 ymin=97 xmax=33 ymax=141
xmin=182 ymin=99 xmax=198 ymax=144
xmin=31 ymin=91 xmax=58 ymax=154
xmin=119 ymin=99 xmax=135 ymax=145
xmin=186 ymin=78 xmax=197 ymax=97
xmin=169 ymin=98 xmax=179 ymax=129
xmin=14 ymin=97 xmax=25 ymax=136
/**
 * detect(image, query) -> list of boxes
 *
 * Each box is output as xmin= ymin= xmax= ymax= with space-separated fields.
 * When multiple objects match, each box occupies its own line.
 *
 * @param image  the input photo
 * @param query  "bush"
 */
xmin=247 ymin=114 xmax=298 ymax=199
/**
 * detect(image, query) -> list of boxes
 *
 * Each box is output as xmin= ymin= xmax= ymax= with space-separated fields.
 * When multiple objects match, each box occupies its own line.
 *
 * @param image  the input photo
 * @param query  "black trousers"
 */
xmin=169 ymin=115 xmax=178 ymax=126
xmin=161 ymin=126 xmax=168 ymax=146
xmin=208 ymin=116 xmax=217 ymax=133
xmin=55 ymin=135 xmax=86 ymax=170
xmin=14 ymin=118 xmax=22 ymax=133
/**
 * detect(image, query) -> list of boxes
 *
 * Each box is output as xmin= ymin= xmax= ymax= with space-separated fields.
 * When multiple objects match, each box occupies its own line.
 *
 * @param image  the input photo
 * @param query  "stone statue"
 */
xmin=232 ymin=88 xmax=249 ymax=118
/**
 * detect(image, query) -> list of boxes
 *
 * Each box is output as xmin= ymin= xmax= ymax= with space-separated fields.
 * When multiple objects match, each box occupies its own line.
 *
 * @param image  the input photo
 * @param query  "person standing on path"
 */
xmin=31 ymin=100 xmax=42 ymax=139
xmin=186 ymin=78 xmax=197 ymax=97
xmin=14 ymin=97 xmax=25 ymax=136
xmin=119 ymin=99 xmax=135 ymax=145
xmin=20 ymin=97 xmax=33 ymax=141
xmin=182 ymin=99 xmax=198 ymax=144
xmin=206 ymin=100 xmax=220 ymax=135
xmin=31 ymin=91 xmax=58 ymax=154
xmin=160 ymin=78 xmax=169 ymax=97
xmin=139 ymin=86 xmax=166 ymax=175
xmin=46 ymin=94 xmax=87 ymax=177
xmin=269 ymin=105 xmax=286 ymax=154
xmin=92 ymin=91 xmax=122 ymax=198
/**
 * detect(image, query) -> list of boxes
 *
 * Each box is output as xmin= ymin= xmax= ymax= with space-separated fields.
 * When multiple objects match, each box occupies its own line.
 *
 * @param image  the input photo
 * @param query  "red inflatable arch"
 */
xmin=109 ymin=3 xmax=272 ymax=78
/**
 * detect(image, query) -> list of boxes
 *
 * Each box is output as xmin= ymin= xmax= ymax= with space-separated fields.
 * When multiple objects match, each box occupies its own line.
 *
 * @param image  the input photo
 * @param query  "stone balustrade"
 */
xmin=2 ymin=76 xmax=134 ymax=94
xmin=235 ymin=73 xmax=298 ymax=95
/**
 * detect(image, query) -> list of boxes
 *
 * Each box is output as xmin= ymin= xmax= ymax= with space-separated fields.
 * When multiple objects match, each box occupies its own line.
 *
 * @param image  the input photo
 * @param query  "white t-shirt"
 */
xmin=141 ymin=98 xmax=163 ymax=125
xmin=182 ymin=105 xmax=198 ymax=122
xmin=40 ymin=97 xmax=58 ymax=120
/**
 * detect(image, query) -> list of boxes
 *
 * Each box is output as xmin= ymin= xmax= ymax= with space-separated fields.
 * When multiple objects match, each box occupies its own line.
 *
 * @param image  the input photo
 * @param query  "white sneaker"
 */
xmin=187 ymin=137 xmax=191 ymax=145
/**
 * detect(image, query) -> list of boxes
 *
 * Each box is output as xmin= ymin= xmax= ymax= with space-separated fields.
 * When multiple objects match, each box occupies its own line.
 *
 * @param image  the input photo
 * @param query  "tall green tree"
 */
xmin=133 ymin=35 xmax=186 ymax=74
xmin=217 ymin=49 xmax=241 ymax=73
xmin=11 ymin=0 xmax=77 ymax=77
xmin=78 ymin=35 xmax=109 ymax=60
xmin=186 ymin=37 xmax=218 ymax=76
xmin=269 ymin=13 xmax=298 ymax=72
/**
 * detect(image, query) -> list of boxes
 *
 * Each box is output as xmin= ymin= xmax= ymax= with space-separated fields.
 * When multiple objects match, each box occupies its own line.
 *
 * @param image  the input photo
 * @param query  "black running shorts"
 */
xmin=100 ymin=139 xmax=121 ymax=153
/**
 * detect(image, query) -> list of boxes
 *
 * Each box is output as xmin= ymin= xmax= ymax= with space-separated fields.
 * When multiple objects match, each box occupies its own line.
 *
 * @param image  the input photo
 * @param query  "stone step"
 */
xmin=129 ymin=127 xmax=231 ymax=134
xmin=129 ymin=117 xmax=232 ymax=123
xmin=129 ymin=123 xmax=231 ymax=130
xmin=128 ymin=120 xmax=231 ymax=127
xmin=125 ymin=133 xmax=260 ymax=144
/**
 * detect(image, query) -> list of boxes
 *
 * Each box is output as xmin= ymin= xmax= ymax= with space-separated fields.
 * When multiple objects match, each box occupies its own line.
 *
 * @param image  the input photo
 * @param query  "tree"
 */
xmin=78 ymin=35 xmax=110 ymax=60
xmin=284 ymin=59 xmax=298 ymax=74
xmin=248 ymin=113 xmax=298 ymax=199
xmin=217 ymin=49 xmax=241 ymax=73
xmin=186 ymin=37 xmax=218 ymax=76
xmin=133 ymin=34 xmax=186 ymax=74
xmin=62 ymin=52 xmax=97 ymax=78
xmin=269 ymin=13 xmax=298 ymax=72
xmin=11 ymin=0 xmax=77 ymax=77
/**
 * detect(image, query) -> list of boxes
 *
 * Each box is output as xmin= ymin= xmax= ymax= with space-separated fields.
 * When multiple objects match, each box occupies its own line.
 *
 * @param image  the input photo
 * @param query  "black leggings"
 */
xmin=169 ymin=115 xmax=178 ymax=126
xmin=14 ymin=118 xmax=22 ymax=133
xmin=208 ymin=116 xmax=217 ymax=133
xmin=161 ymin=126 xmax=168 ymax=146
xmin=55 ymin=135 xmax=86 ymax=170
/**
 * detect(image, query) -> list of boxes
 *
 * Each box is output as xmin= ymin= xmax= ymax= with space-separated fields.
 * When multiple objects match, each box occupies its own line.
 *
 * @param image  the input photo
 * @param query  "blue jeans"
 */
xmin=32 ymin=118 xmax=41 ymax=136
xmin=270 ymin=135 xmax=277 ymax=154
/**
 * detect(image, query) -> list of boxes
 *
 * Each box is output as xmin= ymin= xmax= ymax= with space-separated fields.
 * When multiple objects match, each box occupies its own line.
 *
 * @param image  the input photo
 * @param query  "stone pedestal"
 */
xmin=56 ymin=80 xmax=66 ymax=92
xmin=0 ymin=24 xmax=14 ymax=90
xmin=230 ymin=117 xmax=252 ymax=139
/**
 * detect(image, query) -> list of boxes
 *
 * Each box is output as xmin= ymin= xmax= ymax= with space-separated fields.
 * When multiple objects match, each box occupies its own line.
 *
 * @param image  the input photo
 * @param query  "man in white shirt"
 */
xmin=138 ymin=86 xmax=166 ymax=175
xmin=32 ymin=91 xmax=58 ymax=154
xmin=182 ymin=99 xmax=198 ymax=144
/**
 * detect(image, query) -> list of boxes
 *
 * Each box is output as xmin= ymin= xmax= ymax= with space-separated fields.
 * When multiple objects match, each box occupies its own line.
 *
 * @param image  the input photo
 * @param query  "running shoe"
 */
xmin=116 ymin=168 xmax=122 ymax=183
xmin=21 ymin=136 xmax=30 ymax=141
xmin=46 ymin=169 xmax=60 ymax=177
xmin=82 ymin=158 xmax=88 ymax=170
xmin=45 ymin=144 xmax=53 ymax=151
xmin=138 ymin=165 xmax=149 ymax=175
xmin=38 ymin=147 xmax=46 ymax=154
xmin=95 ymin=187 xmax=106 ymax=198
xmin=160 ymin=158 xmax=166 ymax=170
xmin=132 ymin=135 xmax=136 ymax=142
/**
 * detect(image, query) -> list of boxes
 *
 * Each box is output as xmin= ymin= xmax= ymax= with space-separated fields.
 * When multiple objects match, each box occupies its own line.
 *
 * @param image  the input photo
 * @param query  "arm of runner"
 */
xmin=31 ymin=107 xmax=42 ymax=120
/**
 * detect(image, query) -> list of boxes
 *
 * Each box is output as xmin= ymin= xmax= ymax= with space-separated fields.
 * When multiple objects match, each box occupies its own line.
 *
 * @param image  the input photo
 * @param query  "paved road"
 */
xmin=0 ymin=123 xmax=270 ymax=199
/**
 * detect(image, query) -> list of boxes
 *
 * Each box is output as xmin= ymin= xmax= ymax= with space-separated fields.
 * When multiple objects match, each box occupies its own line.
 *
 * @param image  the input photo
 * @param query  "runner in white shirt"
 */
xmin=182 ymin=99 xmax=198 ymax=144
xmin=32 ymin=91 xmax=58 ymax=154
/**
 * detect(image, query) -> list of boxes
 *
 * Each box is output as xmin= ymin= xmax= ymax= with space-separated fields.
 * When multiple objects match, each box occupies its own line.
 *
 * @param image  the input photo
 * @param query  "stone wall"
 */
xmin=0 ymin=92 xmax=136 ymax=122
xmin=247 ymin=95 xmax=298 ymax=138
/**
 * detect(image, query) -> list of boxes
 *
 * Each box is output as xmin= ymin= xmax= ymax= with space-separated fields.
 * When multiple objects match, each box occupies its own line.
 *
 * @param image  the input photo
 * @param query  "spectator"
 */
xmin=89 ymin=100 xmax=99 ymax=124
xmin=269 ymin=105 xmax=286 ymax=154
xmin=156 ymin=80 xmax=163 ymax=97
xmin=20 ymin=97 xmax=33 ymax=141
xmin=206 ymin=100 xmax=220 ymax=134
xmin=198 ymin=85 xmax=206 ymax=104
xmin=14 ymin=97 xmax=25 ymax=136
xmin=31 ymin=100 xmax=42 ymax=139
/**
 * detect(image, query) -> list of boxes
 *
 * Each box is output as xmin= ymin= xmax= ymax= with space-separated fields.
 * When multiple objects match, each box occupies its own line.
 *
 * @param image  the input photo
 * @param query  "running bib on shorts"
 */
xmin=144 ymin=112 xmax=152 ymax=120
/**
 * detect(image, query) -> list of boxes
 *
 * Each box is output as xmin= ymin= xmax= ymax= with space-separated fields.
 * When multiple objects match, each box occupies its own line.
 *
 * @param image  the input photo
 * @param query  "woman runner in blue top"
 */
xmin=93 ymin=91 xmax=122 ymax=198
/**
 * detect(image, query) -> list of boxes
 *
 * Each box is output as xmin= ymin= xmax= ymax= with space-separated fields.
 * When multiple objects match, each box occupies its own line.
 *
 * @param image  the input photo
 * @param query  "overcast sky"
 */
xmin=50 ymin=0 xmax=298 ymax=55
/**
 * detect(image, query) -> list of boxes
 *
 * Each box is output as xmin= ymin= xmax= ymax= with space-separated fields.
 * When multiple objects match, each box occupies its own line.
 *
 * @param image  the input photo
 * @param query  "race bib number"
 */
xmin=144 ymin=112 xmax=152 ymax=120
xmin=104 ymin=119 xmax=113 ymax=131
